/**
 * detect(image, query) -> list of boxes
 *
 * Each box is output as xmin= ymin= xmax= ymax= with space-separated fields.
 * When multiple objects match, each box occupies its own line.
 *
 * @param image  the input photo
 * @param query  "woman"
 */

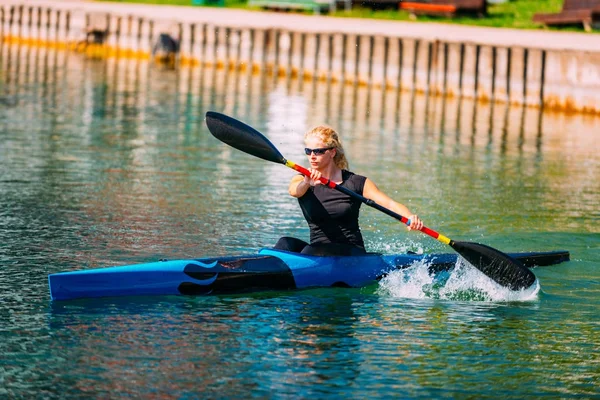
xmin=274 ymin=125 xmax=423 ymax=256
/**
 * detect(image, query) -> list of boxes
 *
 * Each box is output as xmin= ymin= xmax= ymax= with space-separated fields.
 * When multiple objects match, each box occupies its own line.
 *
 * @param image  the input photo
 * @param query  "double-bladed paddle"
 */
xmin=205 ymin=111 xmax=536 ymax=291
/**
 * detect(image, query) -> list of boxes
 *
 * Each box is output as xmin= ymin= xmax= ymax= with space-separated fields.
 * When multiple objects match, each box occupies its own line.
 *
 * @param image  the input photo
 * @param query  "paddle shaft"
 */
xmin=284 ymin=160 xmax=452 ymax=246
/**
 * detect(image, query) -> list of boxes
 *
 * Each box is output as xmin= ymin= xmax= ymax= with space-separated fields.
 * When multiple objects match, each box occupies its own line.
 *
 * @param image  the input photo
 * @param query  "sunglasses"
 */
xmin=304 ymin=147 xmax=333 ymax=155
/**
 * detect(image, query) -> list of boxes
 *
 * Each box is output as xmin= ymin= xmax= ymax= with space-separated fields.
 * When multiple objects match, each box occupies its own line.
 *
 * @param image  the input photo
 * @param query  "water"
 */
xmin=1 ymin=43 xmax=599 ymax=398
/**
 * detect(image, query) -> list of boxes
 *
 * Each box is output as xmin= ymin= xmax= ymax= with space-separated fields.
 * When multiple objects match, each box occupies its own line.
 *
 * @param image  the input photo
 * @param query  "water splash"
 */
xmin=377 ymin=258 xmax=540 ymax=302
xmin=367 ymin=237 xmax=428 ymax=256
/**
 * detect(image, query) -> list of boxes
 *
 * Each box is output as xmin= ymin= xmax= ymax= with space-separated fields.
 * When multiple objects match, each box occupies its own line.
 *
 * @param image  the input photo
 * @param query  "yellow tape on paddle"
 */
xmin=437 ymin=234 xmax=451 ymax=245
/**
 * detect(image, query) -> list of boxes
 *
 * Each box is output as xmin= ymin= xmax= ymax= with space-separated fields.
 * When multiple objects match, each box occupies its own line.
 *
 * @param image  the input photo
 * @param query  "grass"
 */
xmin=99 ymin=0 xmax=594 ymax=32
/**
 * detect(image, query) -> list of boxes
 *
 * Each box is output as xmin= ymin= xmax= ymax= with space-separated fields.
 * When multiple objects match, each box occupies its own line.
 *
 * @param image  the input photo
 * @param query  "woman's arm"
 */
xmin=362 ymin=178 xmax=423 ymax=231
xmin=289 ymin=175 xmax=309 ymax=198
xmin=289 ymin=169 xmax=324 ymax=198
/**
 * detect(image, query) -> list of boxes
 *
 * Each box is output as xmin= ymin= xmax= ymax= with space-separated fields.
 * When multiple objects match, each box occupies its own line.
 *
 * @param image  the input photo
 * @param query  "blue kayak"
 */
xmin=48 ymin=248 xmax=570 ymax=301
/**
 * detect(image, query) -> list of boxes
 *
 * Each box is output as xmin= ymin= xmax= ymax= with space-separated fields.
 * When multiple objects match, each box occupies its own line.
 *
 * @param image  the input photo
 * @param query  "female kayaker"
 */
xmin=275 ymin=125 xmax=423 ymax=256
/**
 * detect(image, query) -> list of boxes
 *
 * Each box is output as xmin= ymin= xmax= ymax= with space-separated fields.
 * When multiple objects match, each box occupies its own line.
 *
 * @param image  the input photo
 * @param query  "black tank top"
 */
xmin=298 ymin=170 xmax=367 ymax=248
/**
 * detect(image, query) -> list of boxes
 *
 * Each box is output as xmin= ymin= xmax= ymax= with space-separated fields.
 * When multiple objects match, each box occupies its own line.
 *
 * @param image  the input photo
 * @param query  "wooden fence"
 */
xmin=1 ymin=4 xmax=599 ymax=114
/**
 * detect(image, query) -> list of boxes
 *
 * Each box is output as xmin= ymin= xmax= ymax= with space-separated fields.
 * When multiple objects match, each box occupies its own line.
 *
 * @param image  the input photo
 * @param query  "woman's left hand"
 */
xmin=407 ymin=215 xmax=423 ymax=231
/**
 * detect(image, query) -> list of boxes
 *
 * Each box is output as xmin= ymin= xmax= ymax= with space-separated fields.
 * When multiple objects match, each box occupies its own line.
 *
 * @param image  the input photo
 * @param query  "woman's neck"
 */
xmin=319 ymin=164 xmax=343 ymax=183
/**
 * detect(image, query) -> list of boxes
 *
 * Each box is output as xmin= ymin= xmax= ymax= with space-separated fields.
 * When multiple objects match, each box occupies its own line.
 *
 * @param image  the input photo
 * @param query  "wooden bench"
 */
xmin=248 ymin=0 xmax=351 ymax=14
xmin=533 ymin=0 xmax=600 ymax=32
xmin=358 ymin=0 xmax=402 ymax=10
xmin=192 ymin=0 xmax=225 ymax=6
xmin=400 ymin=0 xmax=487 ymax=17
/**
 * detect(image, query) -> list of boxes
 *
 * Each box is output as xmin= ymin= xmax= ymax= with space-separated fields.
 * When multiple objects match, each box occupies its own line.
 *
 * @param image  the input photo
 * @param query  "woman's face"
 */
xmin=305 ymin=135 xmax=335 ymax=170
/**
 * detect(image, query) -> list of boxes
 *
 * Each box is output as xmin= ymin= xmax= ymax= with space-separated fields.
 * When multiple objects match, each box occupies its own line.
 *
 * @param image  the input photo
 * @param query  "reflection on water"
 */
xmin=1 ymin=42 xmax=599 ymax=398
xmin=2 ymin=41 xmax=598 ymax=158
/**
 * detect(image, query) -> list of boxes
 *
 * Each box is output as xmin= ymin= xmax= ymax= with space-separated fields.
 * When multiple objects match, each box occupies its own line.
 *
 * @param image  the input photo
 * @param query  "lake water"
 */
xmin=1 ymin=42 xmax=599 ymax=398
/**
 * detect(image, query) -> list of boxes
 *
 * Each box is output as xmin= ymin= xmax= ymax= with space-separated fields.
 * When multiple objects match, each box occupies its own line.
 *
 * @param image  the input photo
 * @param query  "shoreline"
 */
xmin=6 ymin=0 xmax=600 ymax=52
xmin=2 ymin=0 xmax=600 ymax=114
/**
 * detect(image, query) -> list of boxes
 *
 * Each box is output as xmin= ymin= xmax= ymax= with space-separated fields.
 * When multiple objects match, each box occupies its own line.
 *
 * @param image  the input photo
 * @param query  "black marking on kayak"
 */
xmin=331 ymin=281 xmax=352 ymax=288
xmin=178 ymin=282 xmax=213 ymax=295
xmin=183 ymin=270 xmax=218 ymax=281
xmin=179 ymin=255 xmax=296 ymax=295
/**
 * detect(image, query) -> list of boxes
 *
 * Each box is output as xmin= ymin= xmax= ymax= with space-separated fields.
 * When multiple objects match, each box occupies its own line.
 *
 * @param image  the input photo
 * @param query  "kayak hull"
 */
xmin=48 ymin=249 xmax=570 ymax=301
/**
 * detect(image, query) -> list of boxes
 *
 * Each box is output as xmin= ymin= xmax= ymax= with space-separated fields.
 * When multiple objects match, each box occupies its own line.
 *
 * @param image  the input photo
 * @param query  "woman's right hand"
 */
xmin=304 ymin=169 xmax=322 ymax=186
xmin=406 ymin=215 xmax=423 ymax=231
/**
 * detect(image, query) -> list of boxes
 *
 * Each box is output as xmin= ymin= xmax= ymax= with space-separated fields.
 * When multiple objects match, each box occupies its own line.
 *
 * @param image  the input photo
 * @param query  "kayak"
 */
xmin=48 ymin=248 xmax=570 ymax=301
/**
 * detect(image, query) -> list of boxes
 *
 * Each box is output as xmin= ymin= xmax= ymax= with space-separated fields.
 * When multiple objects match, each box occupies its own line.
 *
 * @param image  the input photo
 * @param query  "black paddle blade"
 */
xmin=450 ymin=241 xmax=536 ymax=290
xmin=205 ymin=111 xmax=286 ymax=165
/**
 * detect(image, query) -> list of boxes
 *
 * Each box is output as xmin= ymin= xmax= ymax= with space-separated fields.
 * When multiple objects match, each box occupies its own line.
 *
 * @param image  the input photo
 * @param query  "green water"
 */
xmin=1 ymin=43 xmax=599 ymax=398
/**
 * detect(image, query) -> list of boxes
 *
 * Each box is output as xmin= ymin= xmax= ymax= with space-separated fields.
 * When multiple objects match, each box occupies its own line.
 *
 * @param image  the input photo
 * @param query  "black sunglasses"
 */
xmin=304 ymin=147 xmax=333 ymax=155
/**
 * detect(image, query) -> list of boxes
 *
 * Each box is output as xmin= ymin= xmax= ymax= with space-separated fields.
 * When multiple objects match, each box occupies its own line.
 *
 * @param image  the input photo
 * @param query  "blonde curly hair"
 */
xmin=304 ymin=125 xmax=349 ymax=170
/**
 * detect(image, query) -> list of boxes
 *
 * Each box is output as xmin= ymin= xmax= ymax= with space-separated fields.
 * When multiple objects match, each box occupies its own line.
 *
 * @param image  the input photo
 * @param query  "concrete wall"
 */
xmin=1 ymin=3 xmax=599 ymax=114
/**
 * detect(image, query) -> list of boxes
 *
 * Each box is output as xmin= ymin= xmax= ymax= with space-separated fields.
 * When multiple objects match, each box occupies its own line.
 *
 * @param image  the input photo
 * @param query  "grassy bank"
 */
xmin=100 ymin=0 xmax=589 ymax=32
xmin=334 ymin=0 xmax=565 ymax=30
